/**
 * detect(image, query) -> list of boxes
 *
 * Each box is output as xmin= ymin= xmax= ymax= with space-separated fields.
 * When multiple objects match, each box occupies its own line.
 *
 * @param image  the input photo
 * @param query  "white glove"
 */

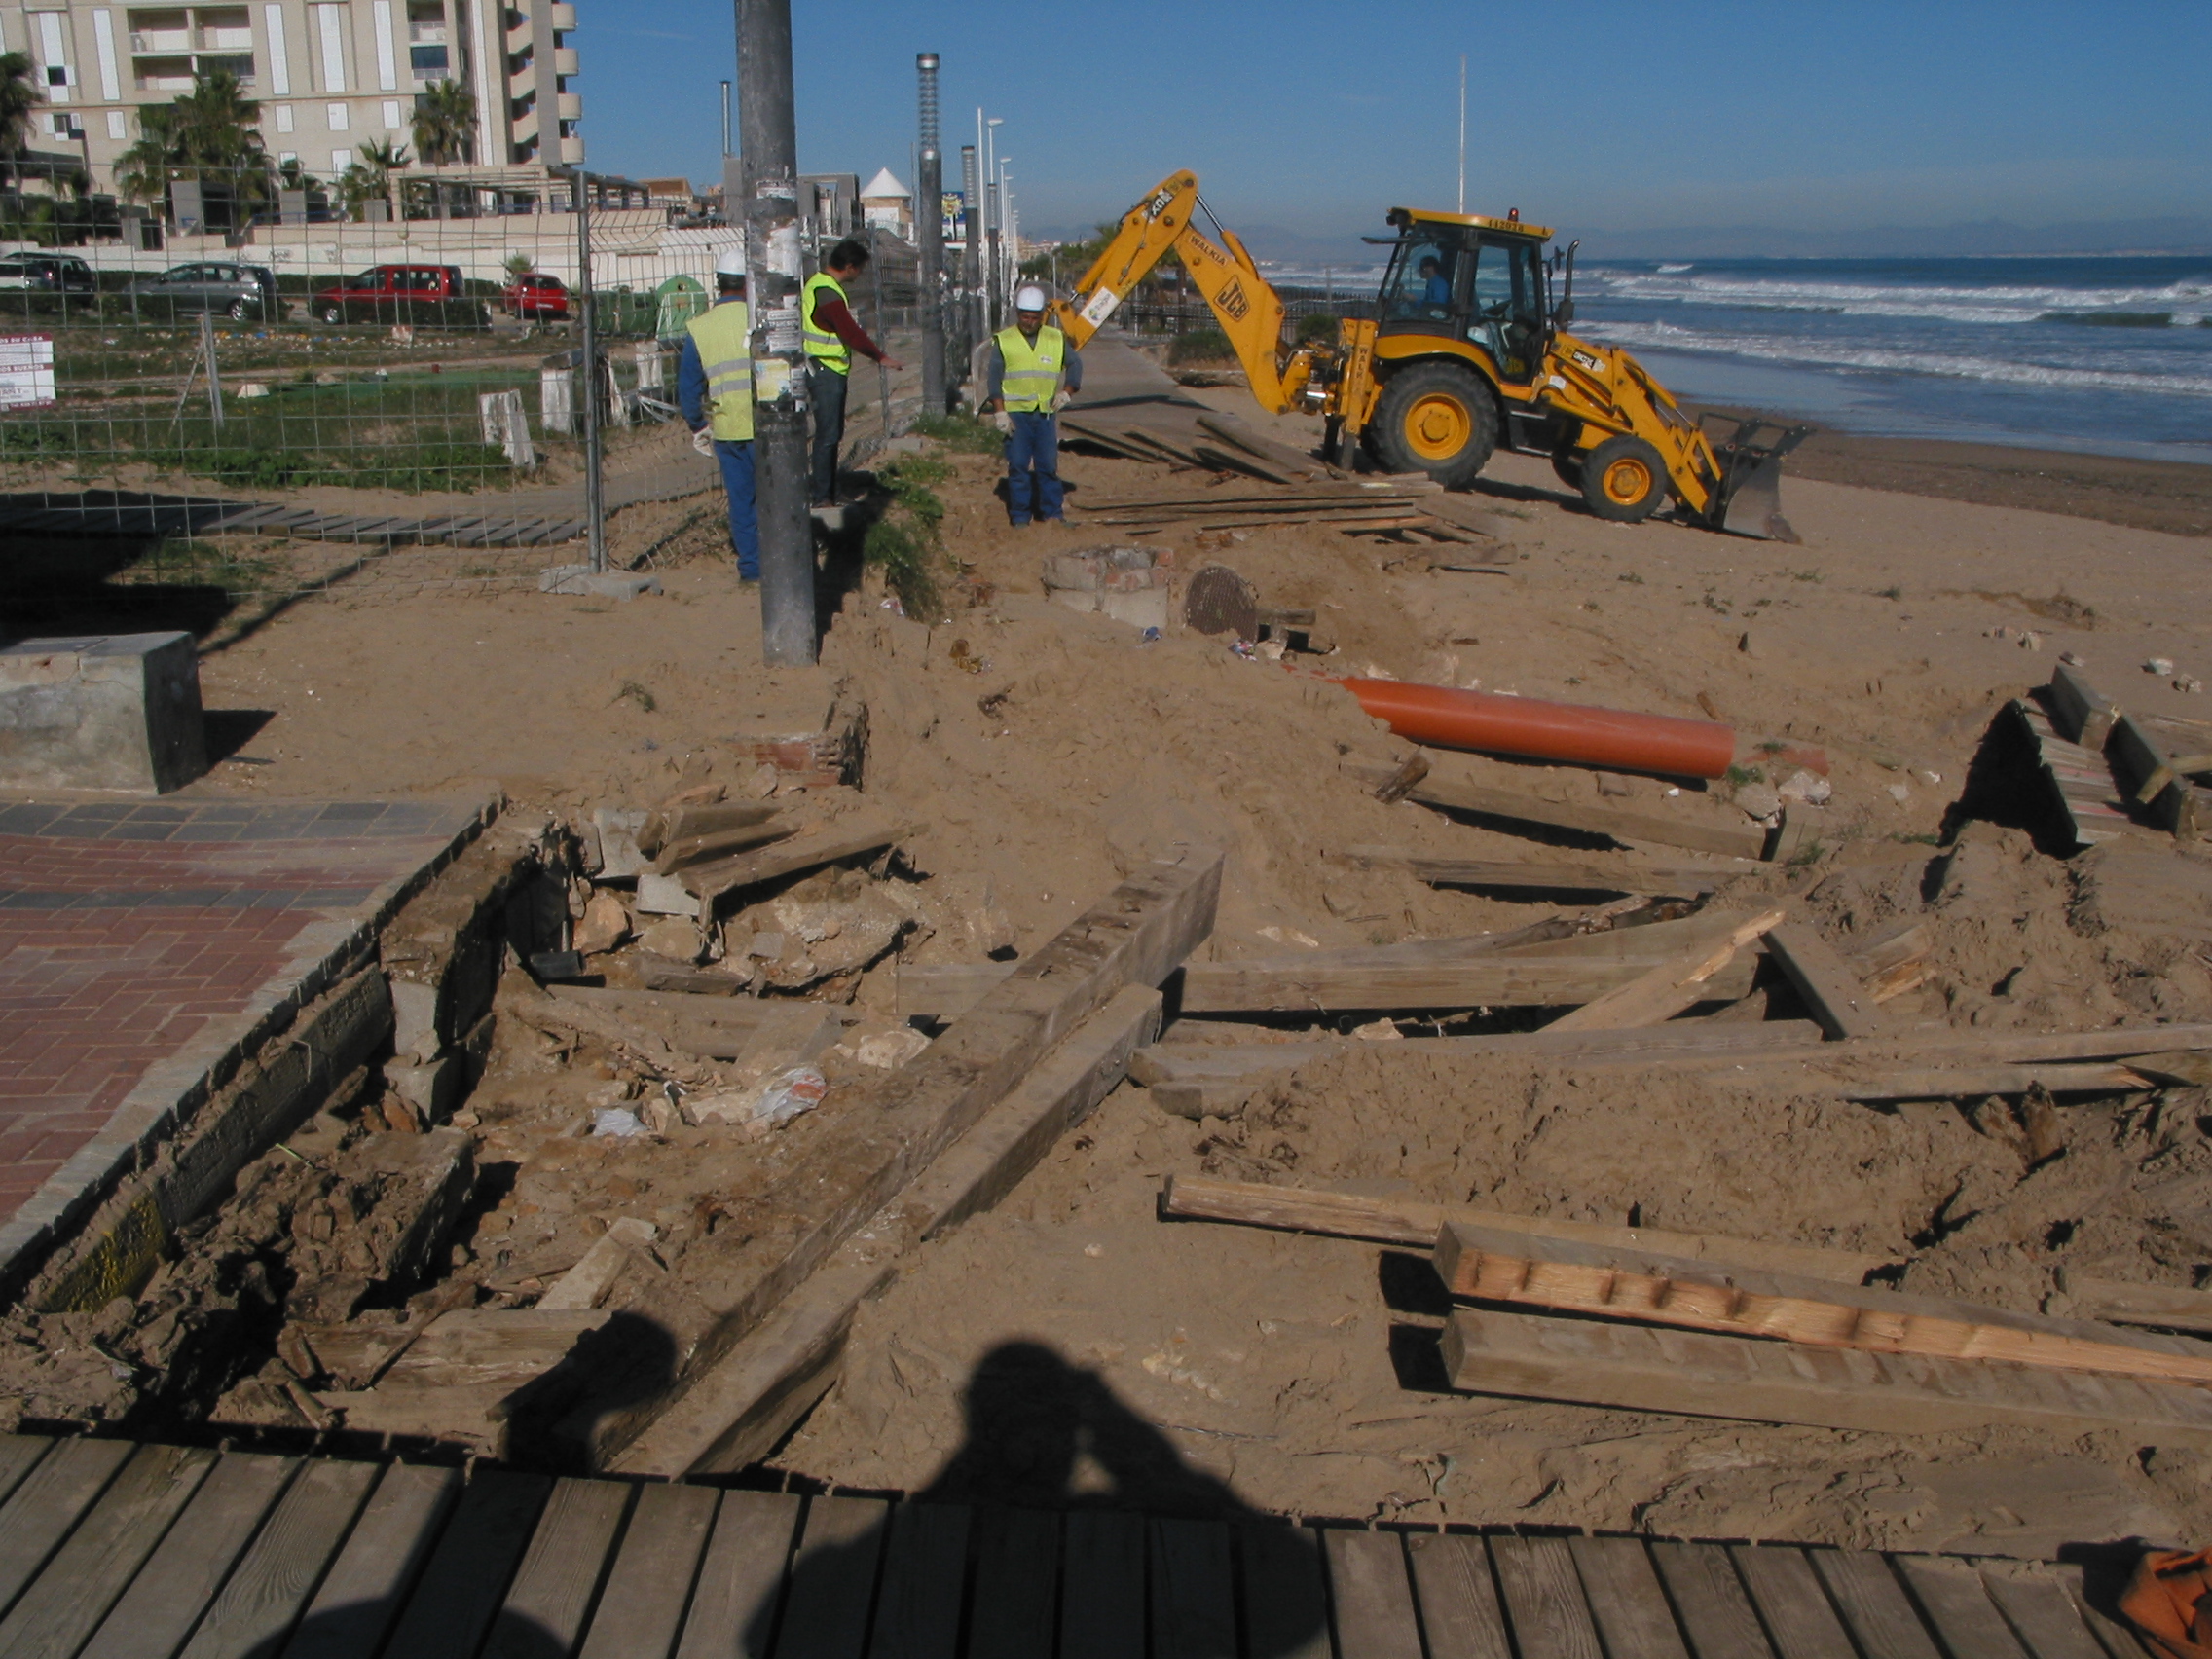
xmin=691 ymin=427 xmax=714 ymax=455
xmin=1051 ymin=389 xmax=1073 ymax=412
xmin=991 ymin=411 xmax=1014 ymax=434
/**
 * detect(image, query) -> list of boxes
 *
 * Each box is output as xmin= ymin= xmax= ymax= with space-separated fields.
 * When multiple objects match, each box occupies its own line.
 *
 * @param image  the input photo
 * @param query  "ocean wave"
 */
xmin=1655 ymin=262 xmax=1693 ymax=274
xmin=1584 ymin=318 xmax=2212 ymax=397
xmin=1587 ymin=270 xmax=2212 ymax=326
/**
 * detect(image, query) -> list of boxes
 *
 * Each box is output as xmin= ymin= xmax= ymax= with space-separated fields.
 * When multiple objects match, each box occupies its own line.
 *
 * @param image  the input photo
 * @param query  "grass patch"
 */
xmin=865 ymin=454 xmax=958 ymax=621
xmin=613 ymin=680 xmax=656 ymax=713
xmin=1724 ymin=763 xmax=1766 ymax=789
xmin=1296 ymin=313 xmax=1340 ymax=344
xmin=1167 ymin=328 xmax=1236 ymax=367
xmin=911 ymin=412 xmax=1003 ymax=455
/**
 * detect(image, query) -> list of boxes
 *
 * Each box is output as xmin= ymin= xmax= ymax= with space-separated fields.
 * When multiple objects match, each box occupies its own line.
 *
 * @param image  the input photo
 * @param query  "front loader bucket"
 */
xmin=1703 ymin=418 xmax=1811 ymax=543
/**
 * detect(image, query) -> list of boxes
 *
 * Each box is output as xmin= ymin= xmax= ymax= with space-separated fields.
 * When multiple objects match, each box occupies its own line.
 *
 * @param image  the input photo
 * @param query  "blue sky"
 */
xmin=576 ymin=1 xmax=2212 ymax=253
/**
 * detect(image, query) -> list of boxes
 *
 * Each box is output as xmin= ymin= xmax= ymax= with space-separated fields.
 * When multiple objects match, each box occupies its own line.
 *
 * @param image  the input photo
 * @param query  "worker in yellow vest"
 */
xmin=982 ymin=284 xmax=1083 ymax=525
xmin=678 ymin=246 xmax=759 ymax=580
xmin=802 ymin=238 xmax=903 ymax=507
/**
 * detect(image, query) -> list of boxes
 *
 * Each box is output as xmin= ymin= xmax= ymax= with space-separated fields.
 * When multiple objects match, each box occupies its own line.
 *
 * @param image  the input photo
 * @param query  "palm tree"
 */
xmin=114 ymin=69 xmax=269 ymax=224
xmin=410 ymin=79 xmax=475 ymax=165
xmin=0 ymin=51 xmax=43 ymax=205
xmin=335 ymin=135 xmax=405 ymax=219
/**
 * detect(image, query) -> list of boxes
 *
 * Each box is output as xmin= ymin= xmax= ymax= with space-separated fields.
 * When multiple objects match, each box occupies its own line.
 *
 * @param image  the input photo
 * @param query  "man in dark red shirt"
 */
xmin=802 ymin=239 xmax=903 ymax=505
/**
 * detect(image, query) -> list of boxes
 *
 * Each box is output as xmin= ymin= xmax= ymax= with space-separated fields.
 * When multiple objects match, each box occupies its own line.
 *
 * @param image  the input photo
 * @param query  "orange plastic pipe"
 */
xmin=1332 ymin=677 xmax=1739 ymax=779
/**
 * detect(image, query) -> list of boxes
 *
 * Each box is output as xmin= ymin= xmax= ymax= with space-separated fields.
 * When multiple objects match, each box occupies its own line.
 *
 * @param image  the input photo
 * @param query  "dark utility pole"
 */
xmin=573 ymin=168 xmax=605 ymax=573
xmin=960 ymin=144 xmax=981 ymax=370
xmin=915 ymin=52 xmax=944 ymax=415
xmin=736 ymin=0 xmax=815 ymax=667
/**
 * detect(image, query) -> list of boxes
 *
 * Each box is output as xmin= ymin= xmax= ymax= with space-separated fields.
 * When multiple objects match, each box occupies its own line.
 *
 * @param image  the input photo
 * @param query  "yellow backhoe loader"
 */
xmin=1049 ymin=169 xmax=1807 ymax=540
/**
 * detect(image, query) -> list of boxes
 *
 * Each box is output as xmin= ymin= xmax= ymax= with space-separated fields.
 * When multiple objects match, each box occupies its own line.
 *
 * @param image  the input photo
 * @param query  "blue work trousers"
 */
xmin=715 ymin=438 xmax=760 ymax=579
xmin=1005 ymin=411 xmax=1063 ymax=524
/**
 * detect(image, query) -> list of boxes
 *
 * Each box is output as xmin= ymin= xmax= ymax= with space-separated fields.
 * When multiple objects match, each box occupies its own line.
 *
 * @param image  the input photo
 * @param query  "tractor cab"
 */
xmin=1377 ymin=207 xmax=1552 ymax=386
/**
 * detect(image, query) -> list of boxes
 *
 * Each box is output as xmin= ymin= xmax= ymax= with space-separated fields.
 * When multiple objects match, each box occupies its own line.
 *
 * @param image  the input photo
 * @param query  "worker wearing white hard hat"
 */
xmin=676 ymin=245 xmax=761 ymax=581
xmin=982 ymin=283 xmax=1082 ymax=526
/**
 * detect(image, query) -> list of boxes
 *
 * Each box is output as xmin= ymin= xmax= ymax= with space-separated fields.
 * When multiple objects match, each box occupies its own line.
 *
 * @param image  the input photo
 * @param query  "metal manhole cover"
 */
xmin=1183 ymin=564 xmax=1259 ymax=640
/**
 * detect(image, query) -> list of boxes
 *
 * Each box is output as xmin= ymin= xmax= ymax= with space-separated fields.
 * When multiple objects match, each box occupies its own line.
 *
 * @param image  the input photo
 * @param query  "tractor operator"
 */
xmin=679 ymin=246 xmax=760 ymax=583
xmin=983 ymin=283 xmax=1083 ymax=526
xmin=802 ymin=238 xmax=904 ymax=507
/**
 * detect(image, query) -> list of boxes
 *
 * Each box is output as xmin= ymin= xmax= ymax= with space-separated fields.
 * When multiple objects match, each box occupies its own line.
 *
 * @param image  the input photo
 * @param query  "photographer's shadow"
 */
xmin=746 ymin=1339 xmax=1329 ymax=1655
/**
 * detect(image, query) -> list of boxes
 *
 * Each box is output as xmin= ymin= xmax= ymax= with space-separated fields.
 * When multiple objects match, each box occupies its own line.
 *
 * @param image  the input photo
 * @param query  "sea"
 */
xmin=1262 ymin=255 xmax=2212 ymax=465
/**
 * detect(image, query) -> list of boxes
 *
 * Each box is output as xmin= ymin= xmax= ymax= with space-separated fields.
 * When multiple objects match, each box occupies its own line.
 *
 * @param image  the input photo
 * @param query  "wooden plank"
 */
xmin=1980 ymin=1567 xmax=2127 ymax=1659
xmin=1321 ymin=1530 xmax=1422 ymax=1659
xmin=673 ymin=1489 xmax=803 ymax=1659
xmin=378 ymin=1470 xmax=553 ymax=1659
xmin=1894 ymin=1556 xmax=2032 ymax=1659
xmin=1062 ymin=1510 xmax=1148 ymax=1659
xmin=175 ymin=1457 xmax=379 ymax=1659
xmin=2050 ymin=666 xmax=2122 ymax=750
xmin=575 ymin=1482 xmax=717 ymax=1659
xmin=0 ymin=1443 xmax=213 ymax=1659
xmin=1439 ymin=1308 xmax=2212 ymax=1442
xmin=482 ymin=1476 xmax=631 ymax=1659
xmin=1161 ymin=1173 xmax=1890 ymax=1281
xmin=81 ymin=1454 xmax=298 ymax=1659
xmin=0 ymin=1436 xmax=135 ymax=1617
xmin=1809 ymin=1550 xmax=1943 ymax=1659
xmin=2073 ymin=1276 xmax=2212 ymax=1335
xmin=1238 ymin=1525 xmax=1331 ymax=1659
xmin=615 ymin=985 xmax=1165 ymax=1478
xmin=1546 ymin=909 xmax=1785 ymax=1032
xmin=1491 ymin=1536 xmax=1604 ymax=1659
xmin=2038 ymin=1564 xmax=2152 ymax=1659
xmin=2110 ymin=715 xmax=2203 ymax=837
xmin=678 ymin=815 xmax=905 ymax=908
xmin=648 ymin=819 xmax=795 ymax=877
xmin=969 ymin=1509 xmax=1060 ymax=1659
xmin=1787 ymin=1062 xmax=2149 ymax=1101
xmin=540 ymin=1219 xmax=661 ymax=1312
xmin=1732 ymin=1547 xmax=1859 ymax=1659
xmin=1151 ymin=1518 xmax=1236 ymax=1659
xmin=776 ymin=1494 xmax=888 ymax=1658
xmin=1766 ymin=923 xmax=1884 ymax=1040
xmin=1648 ymin=1542 xmax=1775 ymax=1659
xmin=867 ymin=1502 xmax=970 ymax=1659
xmin=1434 ymin=1221 xmax=2212 ymax=1383
xmin=0 ymin=1439 xmax=51 ymax=1511
xmin=282 ymin=1463 xmax=462 ymax=1659
xmin=1179 ymin=948 xmax=1755 ymax=1014
xmin=1404 ymin=1531 xmax=1513 ymax=1659
xmin=1351 ymin=764 xmax=1770 ymax=861
xmin=1345 ymin=846 xmax=1740 ymax=897
xmin=1569 ymin=1534 xmax=1692 ymax=1659
xmin=601 ymin=853 xmax=1221 ymax=1471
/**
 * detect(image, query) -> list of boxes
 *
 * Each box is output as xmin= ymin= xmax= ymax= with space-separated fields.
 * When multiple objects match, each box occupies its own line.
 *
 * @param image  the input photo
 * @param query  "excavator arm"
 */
xmin=1048 ymin=170 xmax=1309 ymax=413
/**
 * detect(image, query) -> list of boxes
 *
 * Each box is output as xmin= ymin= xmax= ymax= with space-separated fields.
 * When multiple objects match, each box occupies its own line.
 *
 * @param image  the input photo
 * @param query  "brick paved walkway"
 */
xmin=0 ymin=796 xmax=488 ymax=1278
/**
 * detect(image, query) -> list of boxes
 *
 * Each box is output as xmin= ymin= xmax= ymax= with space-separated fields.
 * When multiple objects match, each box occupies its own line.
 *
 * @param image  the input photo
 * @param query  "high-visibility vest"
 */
xmin=685 ymin=299 xmax=755 ymax=442
xmin=801 ymin=271 xmax=850 ymax=373
xmin=996 ymin=324 xmax=1066 ymax=413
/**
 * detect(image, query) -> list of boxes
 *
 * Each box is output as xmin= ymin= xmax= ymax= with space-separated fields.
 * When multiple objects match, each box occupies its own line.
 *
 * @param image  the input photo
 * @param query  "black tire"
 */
xmin=319 ymin=303 xmax=345 ymax=324
xmin=1579 ymin=434 xmax=1669 ymax=523
xmin=1367 ymin=360 xmax=1496 ymax=488
xmin=1551 ymin=450 xmax=1584 ymax=491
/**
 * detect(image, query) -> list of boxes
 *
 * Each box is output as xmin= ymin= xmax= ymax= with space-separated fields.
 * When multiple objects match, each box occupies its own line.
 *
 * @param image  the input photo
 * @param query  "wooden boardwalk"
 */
xmin=0 ymin=1433 xmax=2156 ymax=1659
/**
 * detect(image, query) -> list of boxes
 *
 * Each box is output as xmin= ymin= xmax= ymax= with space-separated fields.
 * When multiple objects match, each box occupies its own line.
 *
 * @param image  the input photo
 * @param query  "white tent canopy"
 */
xmin=859 ymin=167 xmax=911 ymax=201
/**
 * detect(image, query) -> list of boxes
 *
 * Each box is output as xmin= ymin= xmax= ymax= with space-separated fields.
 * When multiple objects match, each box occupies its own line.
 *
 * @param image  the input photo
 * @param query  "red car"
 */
xmin=311 ymin=264 xmax=487 ymax=327
xmin=502 ymin=273 xmax=570 ymax=319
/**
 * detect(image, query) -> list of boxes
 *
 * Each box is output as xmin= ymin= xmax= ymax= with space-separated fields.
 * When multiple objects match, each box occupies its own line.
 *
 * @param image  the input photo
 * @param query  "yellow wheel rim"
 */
xmin=1404 ymin=393 xmax=1472 ymax=461
xmin=1603 ymin=456 xmax=1654 ymax=504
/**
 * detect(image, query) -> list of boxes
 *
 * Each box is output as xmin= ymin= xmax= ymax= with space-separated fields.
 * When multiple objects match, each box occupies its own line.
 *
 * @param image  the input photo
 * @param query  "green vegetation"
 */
xmin=1724 ymin=763 xmax=1766 ymax=789
xmin=911 ymin=411 xmax=1003 ymax=455
xmin=1167 ymin=328 xmax=1236 ymax=366
xmin=1296 ymin=313 xmax=1341 ymax=344
xmin=865 ymin=454 xmax=957 ymax=621
xmin=613 ymin=680 xmax=656 ymax=714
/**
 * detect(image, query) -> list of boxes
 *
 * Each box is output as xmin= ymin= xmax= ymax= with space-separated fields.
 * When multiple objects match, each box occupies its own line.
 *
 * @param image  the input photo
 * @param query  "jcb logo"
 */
xmin=1216 ymin=278 xmax=1249 ymax=321
xmin=1143 ymin=189 xmax=1175 ymax=220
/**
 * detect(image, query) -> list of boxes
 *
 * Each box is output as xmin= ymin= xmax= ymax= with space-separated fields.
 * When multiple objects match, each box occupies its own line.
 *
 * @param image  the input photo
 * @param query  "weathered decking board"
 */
xmin=0 ymin=1434 xmax=2154 ymax=1659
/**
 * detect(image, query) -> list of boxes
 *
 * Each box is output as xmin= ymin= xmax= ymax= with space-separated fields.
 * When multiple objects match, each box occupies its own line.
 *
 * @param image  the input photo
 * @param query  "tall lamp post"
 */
xmin=915 ymin=53 xmax=943 ymax=415
xmin=984 ymin=116 xmax=1003 ymax=332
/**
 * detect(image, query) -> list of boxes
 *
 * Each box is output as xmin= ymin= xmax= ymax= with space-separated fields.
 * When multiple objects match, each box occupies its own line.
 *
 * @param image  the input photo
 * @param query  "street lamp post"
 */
xmin=984 ymin=116 xmax=1003 ymax=332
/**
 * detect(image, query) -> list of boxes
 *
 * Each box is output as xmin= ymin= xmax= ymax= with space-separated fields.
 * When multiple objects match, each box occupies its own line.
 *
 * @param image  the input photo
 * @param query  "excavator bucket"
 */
xmin=1703 ymin=418 xmax=1812 ymax=543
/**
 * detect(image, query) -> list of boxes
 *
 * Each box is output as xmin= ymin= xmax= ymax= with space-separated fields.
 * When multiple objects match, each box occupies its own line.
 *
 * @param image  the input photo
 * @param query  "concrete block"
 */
xmin=389 ymin=978 xmax=441 ymax=1065
xmin=1099 ymin=589 xmax=1171 ymax=631
xmin=636 ymin=872 xmax=701 ymax=917
xmin=592 ymin=807 xmax=648 ymax=879
xmin=386 ymin=1050 xmax=462 ymax=1122
xmin=0 ymin=632 xmax=207 ymax=793
xmin=538 ymin=565 xmax=662 ymax=601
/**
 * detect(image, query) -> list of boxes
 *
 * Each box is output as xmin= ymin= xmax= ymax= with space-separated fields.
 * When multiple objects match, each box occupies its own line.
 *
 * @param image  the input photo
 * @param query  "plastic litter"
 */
xmin=684 ymin=1065 xmax=829 ymax=1135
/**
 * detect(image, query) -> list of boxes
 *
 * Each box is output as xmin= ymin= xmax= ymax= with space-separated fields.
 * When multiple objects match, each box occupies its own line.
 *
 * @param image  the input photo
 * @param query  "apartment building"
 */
xmin=0 ymin=0 xmax=581 ymax=197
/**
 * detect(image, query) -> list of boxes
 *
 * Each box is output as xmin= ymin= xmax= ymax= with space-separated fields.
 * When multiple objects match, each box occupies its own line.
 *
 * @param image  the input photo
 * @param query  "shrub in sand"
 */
xmin=865 ymin=453 xmax=957 ymax=621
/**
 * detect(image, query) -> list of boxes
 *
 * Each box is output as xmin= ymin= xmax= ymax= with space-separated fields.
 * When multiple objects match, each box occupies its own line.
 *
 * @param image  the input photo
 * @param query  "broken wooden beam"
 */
xmin=1438 ymin=1308 xmax=2212 ymax=1444
xmin=1544 ymin=909 xmax=1784 ymax=1032
xmin=1780 ymin=1061 xmax=2150 ymax=1101
xmin=1764 ymin=921 xmax=1885 ymax=1040
xmin=1349 ymin=764 xmax=1770 ymax=862
xmin=678 ymin=813 xmax=905 ymax=910
xmin=647 ymin=819 xmax=795 ymax=877
xmin=1176 ymin=950 xmax=1757 ymax=1014
xmin=1159 ymin=1174 xmax=1890 ymax=1282
xmin=1344 ymin=846 xmax=1749 ymax=897
xmin=2071 ymin=1277 xmax=2212 ymax=1336
xmin=582 ymin=848 xmax=1222 ymax=1468
xmin=2048 ymin=664 xmax=2122 ymax=751
xmin=1432 ymin=1221 xmax=2212 ymax=1385
xmin=614 ymin=984 xmax=1164 ymax=1476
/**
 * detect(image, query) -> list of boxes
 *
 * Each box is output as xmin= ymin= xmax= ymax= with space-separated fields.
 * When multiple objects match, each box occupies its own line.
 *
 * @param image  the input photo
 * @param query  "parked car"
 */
xmin=501 ymin=271 xmax=569 ymax=319
xmin=0 ymin=252 xmax=96 ymax=307
xmin=124 ymin=261 xmax=278 ymax=320
xmin=311 ymin=264 xmax=486 ymax=327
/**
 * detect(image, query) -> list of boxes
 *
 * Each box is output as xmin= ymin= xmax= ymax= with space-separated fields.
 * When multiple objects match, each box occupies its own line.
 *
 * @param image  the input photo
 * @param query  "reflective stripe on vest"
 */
xmin=802 ymin=271 xmax=850 ymax=373
xmin=685 ymin=299 xmax=755 ymax=442
xmin=996 ymin=324 xmax=1066 ymax=413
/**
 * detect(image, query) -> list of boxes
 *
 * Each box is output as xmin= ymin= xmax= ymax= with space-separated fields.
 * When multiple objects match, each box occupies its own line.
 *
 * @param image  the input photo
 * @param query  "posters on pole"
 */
xmin=0 ymin=334 xmax=55 ymax=409
xmin=941 ymin=191 xmax=964 ymax=246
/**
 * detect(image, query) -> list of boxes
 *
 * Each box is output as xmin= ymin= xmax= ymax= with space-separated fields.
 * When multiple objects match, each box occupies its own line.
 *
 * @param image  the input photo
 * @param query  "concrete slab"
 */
xmin=537 ymin=565 xmax=663 ymax=601
xmin=0 ymin=633 xmax=207 ymax=794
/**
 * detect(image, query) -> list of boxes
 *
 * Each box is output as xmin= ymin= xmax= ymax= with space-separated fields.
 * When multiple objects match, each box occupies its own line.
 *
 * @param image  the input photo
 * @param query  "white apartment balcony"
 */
xmin=556 ymin=132 xmax=582 ymax=164
xmin=554 ymin=90 xmax=579 ymax=120
xmin=551 ymin=46 xmax=576 ymax=74
xmin=134 ymin=57 xmax=195 ymax=90
xmin=129 ymin=28 xmax=192 ymax=52
xmin=408 ymin=21 xmax=446 ymax=42
xmin=505 ymin=18 xmax=531 ymax=52
xmin=198 ymin=26 xmax=252 ymax=48
xmin=548 ymin=3 xmax=575 ymax=27
xmin=509 ymin=105 xmax=536 ymax=142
